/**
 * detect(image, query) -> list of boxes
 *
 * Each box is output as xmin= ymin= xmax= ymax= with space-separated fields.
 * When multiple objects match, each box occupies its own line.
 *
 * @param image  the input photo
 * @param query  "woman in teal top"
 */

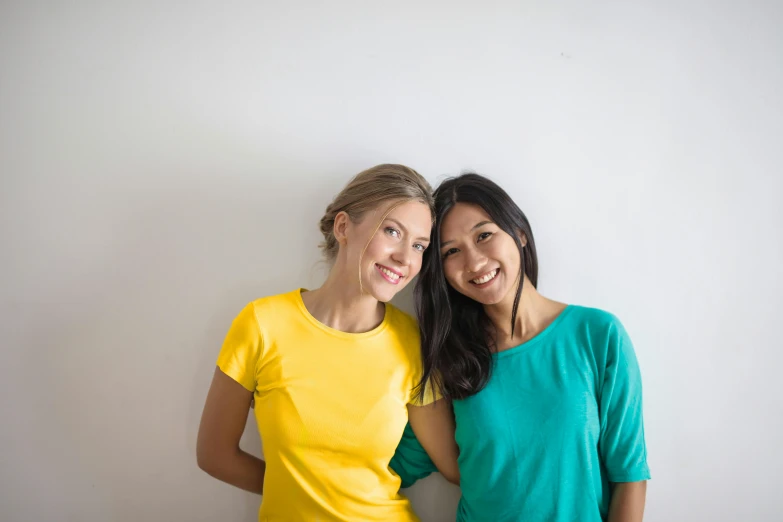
xmin=395 ymin=173 xmax=650 ymax=521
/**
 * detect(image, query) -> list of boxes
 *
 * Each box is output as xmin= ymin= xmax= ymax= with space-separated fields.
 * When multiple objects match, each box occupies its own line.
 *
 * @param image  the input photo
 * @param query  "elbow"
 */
xmin=196 ymin=439 xmax=225 ymax=477
xmin=197 ymin=439 xmax=243 ymax=479
xmin=196 ymin=448 xmax=216 ymax=475
xmin=441 ymin=468 xmax=460 ymax=486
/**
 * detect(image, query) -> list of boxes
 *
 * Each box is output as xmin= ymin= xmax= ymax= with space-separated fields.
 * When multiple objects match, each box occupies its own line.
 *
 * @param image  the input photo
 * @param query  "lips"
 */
xmin=376 ymin=263 xmax=403 ymax=284
xmin=470 ymin=268 xmax=499 ymax=285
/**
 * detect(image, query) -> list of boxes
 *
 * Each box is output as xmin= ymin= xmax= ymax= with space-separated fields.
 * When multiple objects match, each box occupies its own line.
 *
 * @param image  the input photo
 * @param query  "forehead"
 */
xmin=440 ymin=203 xmax=491 ymax=238
xmin=374 ymin=200 xmax=433 ymax=236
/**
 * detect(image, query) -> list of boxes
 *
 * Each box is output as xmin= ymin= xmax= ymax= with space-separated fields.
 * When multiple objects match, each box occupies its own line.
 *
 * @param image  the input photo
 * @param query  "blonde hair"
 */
xmin=319 ymin=164 xmax=434 ymax=262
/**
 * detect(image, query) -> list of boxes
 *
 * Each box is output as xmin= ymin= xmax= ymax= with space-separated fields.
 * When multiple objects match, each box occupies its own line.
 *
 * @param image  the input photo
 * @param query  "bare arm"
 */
xmin=608 ymin=481 xmax=647 ymax=522
xmin=407 ymin=399 xmax=460 ymax=485
xmin=197 ymin=367 xmax=266 ymax=494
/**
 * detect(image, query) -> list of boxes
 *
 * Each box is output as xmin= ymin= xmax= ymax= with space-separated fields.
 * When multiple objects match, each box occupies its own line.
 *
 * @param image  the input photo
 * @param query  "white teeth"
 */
xmin=378 ymin=265 xmax=400 ymax=280
xmin=472 ymin=269 xmax=498 ymax=284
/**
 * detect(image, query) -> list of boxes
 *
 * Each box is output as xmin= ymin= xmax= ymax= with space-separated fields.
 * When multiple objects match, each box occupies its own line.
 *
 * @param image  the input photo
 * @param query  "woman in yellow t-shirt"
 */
xmin=196 ymin=164 xmax=444 ymax=522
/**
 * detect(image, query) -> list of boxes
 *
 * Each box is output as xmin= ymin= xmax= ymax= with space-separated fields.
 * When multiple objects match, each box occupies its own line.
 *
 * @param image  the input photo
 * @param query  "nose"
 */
xmin=465 ymin=246 xmax=488 ymax=274
xmin=391 ymin=245 xmax=412 ymax=268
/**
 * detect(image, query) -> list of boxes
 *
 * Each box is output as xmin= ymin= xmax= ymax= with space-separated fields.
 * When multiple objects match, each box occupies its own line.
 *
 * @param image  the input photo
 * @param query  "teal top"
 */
xmin=392 ymin=305 xmax=650 ymax=521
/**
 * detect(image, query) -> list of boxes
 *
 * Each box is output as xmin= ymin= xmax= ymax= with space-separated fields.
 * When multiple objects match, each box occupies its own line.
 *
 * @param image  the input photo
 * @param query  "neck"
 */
xmin=484 ymin=274 xmax=555 ymax=347
xmin=302 ymin=259 xmax=385 ymax=333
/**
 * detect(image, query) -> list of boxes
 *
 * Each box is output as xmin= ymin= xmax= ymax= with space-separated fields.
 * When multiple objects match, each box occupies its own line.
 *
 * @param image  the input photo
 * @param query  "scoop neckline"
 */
xmin=493 ymin=305 xmax=574 ymax=358
xmin=294 ymin=288 xmax=390 ymax=340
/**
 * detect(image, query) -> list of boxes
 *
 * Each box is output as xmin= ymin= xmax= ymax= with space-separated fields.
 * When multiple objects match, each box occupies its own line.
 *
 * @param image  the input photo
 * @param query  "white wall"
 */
xmin=1 ymin=1 xmax=781 ymax=521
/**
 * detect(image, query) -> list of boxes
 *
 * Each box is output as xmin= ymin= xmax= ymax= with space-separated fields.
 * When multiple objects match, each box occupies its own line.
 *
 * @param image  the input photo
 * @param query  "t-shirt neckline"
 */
xmin=294 ymin=288 xmax=390 ymax=340
xmin=494 ymin=305 xmax=574 ymax=359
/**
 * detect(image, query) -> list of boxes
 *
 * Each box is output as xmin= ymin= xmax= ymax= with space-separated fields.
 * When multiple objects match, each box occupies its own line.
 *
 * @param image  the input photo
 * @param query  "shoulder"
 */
xmin=384 ymin=304 xmax=420 ymax=340
xmin=564 ymin=306 xmax=637 ymax=371
xmin=243 ymin=289 xmax=302 ymax=327
xmin=561 ymin=305 xmax=633 ymax=354
xmin=383 ymin=304 xmax=423 ymax=364
xmin=565 ymin=305 xmax=626 ymax=335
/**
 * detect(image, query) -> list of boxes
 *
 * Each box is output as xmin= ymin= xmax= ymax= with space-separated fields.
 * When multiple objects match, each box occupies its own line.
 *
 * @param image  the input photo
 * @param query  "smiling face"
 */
xmin=340 ymin=199 xmax=432 ymax=303
xmin=439 ymin=202 xmax=526 ymax=306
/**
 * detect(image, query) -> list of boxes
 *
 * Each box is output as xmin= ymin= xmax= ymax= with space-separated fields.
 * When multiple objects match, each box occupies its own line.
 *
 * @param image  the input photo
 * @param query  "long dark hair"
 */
xmin=414 ymin=173 xmax=538 ymax=401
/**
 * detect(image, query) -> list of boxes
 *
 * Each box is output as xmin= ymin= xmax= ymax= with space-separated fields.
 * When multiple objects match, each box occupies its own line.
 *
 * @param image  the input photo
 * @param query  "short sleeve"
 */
xmin=216 ymin=303 xmax=263 ymax=393
xmin=408 ymin=377 xmax=442 ymax=406
xmin=599 ymin=318 xmax=651 ymax=483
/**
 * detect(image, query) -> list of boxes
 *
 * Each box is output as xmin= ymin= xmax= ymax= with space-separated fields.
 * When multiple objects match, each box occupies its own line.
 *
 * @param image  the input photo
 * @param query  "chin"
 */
xmin=374 ymin=293 xmax=396 ymax=303
xmin=482 ymin=296 xmax=505 ymax=306
xmin=461 ymin=287 xmax=505 ymax=306
xmin=470 ymin=295 xmax=497 ymax=306
xmin=368 ymin=285 xmax=399 ymax=303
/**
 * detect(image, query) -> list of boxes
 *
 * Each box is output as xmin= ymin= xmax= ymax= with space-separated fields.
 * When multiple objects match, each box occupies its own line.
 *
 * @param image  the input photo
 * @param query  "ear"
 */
xmin=333 ymin=211 xmax=351 ymax=245
xmin=517 ymin=230 xmax=528 ymax=248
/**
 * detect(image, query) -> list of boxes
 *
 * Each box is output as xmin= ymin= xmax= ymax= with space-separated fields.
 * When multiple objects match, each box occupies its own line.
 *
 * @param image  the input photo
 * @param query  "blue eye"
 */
xmin=413 ymin=243 xmax=427 ymax=253
xmin=385 ymin=227 xmax=401 ymax=238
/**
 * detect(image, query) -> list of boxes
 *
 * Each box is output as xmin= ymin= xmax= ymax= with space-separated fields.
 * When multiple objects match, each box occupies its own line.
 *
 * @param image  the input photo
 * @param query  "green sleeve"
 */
xmin=390 ymin=422 xmax=437 ymax=488
xmin=599 ymin=318 xmax=650 ymax=482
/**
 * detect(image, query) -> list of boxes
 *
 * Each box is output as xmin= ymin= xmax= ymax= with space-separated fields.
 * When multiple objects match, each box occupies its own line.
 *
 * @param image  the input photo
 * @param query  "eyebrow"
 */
xmin=440 ymin=220 xmax=494 ymax=247
xmin=386 ymin=218 xmax=431 ymax=242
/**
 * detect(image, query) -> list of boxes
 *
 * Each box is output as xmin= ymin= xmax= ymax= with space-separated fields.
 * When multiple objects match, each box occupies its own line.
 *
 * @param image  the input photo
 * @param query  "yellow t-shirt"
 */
xmin=217 ymin=288 xmax=433 ymax=522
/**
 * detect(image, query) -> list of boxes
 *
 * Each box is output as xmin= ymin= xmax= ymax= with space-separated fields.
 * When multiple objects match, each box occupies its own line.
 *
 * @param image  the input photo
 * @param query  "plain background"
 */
xmin=2 ymin=1 xmax=782 ymax=521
